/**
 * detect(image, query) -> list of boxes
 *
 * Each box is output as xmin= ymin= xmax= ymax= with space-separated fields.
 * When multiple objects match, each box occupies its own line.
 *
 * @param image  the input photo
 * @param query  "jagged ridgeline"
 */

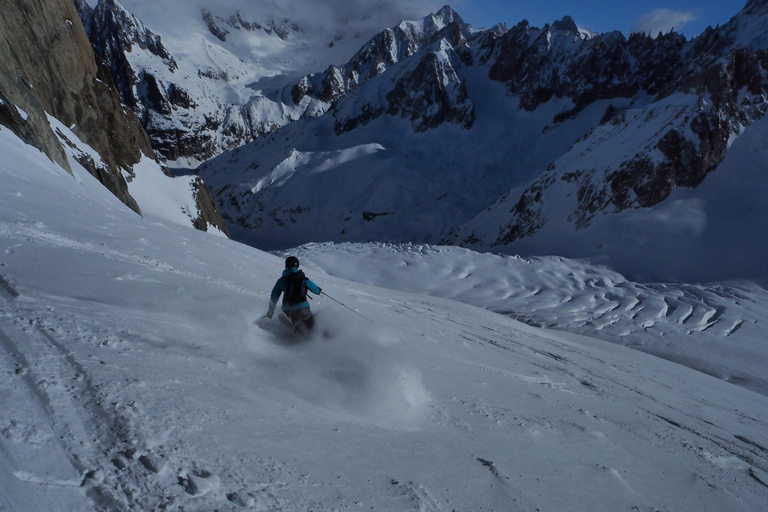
xmin=67 ymin=1 xmax=768 ymax=282
xmin=73 ymin=0 xmax=372 ymax=166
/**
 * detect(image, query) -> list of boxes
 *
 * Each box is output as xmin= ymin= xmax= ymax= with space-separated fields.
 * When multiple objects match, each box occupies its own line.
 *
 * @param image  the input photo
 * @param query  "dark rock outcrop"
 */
xmin=75 ymin=0 xmax=182 ymax=148
xmin=293 ymin=6 xmax=468 ymax=105
xmin=191 ymin=177 xmax=232 ymax=236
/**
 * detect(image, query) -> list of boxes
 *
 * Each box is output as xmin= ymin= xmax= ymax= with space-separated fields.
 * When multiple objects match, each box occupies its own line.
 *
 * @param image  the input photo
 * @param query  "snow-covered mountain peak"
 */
xmin=356 ymin=5 xmax=471 ymax=66
xmin=414 ymin=4 xmax=467 ymax=35
xmin=287 ymin=4 xmax=476 ymax=134
xmin=200 ymin=7 xmax=303 ymax=44
xmin=75 ymin=0 xmax=475 ymax=167
xmin=77 ymin=0 xmax=178 ymax=75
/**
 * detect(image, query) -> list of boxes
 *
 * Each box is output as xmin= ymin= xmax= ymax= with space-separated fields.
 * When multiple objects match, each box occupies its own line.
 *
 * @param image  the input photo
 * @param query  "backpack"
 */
xmin=283 ymin=271 xmax=307 ymax=305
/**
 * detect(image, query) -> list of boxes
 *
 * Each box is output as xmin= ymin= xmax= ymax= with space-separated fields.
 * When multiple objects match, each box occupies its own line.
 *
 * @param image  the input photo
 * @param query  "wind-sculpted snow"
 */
xmin=287 ymin=242 xmax=768 ymax=396
xmin=2 ymin=126 xmax=768 ymax=510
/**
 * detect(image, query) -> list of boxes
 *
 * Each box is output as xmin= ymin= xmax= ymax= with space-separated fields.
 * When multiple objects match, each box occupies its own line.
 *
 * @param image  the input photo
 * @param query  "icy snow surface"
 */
xmin=1 ymin=125 xmax=768 ymax=510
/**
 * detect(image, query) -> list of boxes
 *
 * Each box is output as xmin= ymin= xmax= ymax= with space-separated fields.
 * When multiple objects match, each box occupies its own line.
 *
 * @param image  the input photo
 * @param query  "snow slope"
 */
xmin=453 ymin=96 xmax=768 ymax=287
xmin=2 ymin=126 xmax=768 ymax=510
xmin=285 ymin=242 xmax=768 ymax=396
xmin=45 ymin=115 xmax=226 ymax=236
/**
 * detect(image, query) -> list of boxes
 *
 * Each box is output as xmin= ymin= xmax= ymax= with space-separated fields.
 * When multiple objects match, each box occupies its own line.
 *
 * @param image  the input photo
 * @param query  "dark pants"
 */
xmin=285 ymin=307 xmax=314 ymax=329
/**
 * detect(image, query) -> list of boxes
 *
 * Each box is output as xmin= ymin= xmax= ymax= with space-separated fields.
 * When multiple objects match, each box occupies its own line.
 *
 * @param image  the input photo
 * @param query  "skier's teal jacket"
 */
xmin=269 ymin=267 xmax=321 ymax=312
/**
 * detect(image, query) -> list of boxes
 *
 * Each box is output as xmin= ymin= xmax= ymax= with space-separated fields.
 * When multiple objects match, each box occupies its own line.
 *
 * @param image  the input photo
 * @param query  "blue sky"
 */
xmin=451 ymin=0 xmax=745 ymax=37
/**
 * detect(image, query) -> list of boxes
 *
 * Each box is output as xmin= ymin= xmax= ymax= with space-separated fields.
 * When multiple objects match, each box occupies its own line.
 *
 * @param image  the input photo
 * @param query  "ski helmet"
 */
xmin=285 ymin=256 xmax=300 ymax=269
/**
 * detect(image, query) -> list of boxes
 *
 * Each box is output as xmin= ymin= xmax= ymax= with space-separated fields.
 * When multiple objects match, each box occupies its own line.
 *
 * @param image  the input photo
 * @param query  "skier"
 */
xmin=266 ymin=256 xmax=322 ymax=330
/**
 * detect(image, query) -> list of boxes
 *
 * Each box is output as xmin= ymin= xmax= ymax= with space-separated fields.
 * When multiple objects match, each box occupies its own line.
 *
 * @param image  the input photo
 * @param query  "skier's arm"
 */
xmin=305 ymin=278 xmax=321 ymax=295
xmin=266 ymin=279 xmax=283 ymax=317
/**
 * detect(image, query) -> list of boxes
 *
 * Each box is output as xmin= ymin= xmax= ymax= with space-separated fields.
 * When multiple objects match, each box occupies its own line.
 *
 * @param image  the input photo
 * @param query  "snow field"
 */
xmin=288 ymin=241 xmax=768 ymax=396
xmin=2 ymin=125 xmax=768 ymax=510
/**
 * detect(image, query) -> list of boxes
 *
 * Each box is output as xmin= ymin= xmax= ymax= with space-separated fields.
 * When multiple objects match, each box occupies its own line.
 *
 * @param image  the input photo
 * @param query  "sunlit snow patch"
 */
xmin=252 ymin=144 xmax=386 ymax=192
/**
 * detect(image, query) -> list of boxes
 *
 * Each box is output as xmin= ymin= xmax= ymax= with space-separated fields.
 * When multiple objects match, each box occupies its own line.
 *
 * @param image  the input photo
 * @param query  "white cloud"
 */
xmin=623 ymin=198 xmax=707 ymax=237
xmin=212 ymin=0 xmax=445 ymax=32
xmin=631 ymin=8 xmax=698 ymax=35
xmin=121 ymin=0 xmax=446 ymax=48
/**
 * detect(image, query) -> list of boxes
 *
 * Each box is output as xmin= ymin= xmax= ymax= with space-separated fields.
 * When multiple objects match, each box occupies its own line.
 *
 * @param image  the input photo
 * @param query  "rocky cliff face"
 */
xmin=291 ymin=6 xmax=469 ymax=107
xmin=0 ymin=0 xmax=154 ymax=212
xmin=332 ymin=20 xmax=475 ymax=134
xmin=75 ymin=0 xmax=178 ymax=113
xmin=0 ymin=0 xmax=229 ymax=234
xmin=76 ymin=0 xmax=219 ymax=163
xmin=289 ymin=7 xmax=477 ymax=135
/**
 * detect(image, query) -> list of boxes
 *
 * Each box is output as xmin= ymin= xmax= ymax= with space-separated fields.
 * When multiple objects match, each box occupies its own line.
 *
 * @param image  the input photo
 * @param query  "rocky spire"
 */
xmin=551 ymin=16 xmax=579 ymax=34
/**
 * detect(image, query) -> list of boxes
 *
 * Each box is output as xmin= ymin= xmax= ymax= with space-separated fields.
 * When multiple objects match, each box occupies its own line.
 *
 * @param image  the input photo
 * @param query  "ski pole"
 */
xmin=320 ymin=291 xmax=371 ymax=321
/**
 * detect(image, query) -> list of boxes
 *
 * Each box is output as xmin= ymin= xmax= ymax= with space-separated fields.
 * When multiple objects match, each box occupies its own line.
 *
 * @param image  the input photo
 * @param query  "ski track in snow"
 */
xmin=0 ymin=278 xmax=129 ymax=510
xmin=0 ymin=278 xmax=188 ymax=511
xmin=0 ymin=272 xmax=300 ymax=511
xmin=3 ymin=264 xmax=768 ymax=511
xmin=0 ymin=221 xmax=258 ymax=299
